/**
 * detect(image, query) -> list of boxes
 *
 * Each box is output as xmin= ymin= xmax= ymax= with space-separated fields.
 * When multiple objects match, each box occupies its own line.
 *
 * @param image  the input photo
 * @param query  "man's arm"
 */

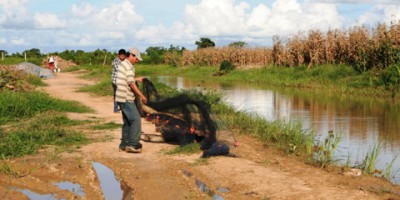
xmin=135 ymin=77 xmax=145 ymax=82
xmin=129 ymin=83 xmax=148 ymax=104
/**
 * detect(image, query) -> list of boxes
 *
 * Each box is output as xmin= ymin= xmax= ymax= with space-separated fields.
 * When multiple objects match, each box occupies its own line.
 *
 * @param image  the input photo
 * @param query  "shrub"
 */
xmin=381 ymin=64 xmax=400 ymax=87
xmin=219 ymin=60 xmax=235 ymax=71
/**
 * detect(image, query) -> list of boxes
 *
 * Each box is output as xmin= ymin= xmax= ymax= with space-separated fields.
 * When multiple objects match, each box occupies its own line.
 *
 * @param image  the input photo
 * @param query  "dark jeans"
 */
xmin=118 ymin=102 xmax=141 ymax=148
xmin=112 ymin=83 xmax=118 ymax=112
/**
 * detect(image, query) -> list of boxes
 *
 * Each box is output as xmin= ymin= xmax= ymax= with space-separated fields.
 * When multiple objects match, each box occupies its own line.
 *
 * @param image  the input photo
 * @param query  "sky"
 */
xmin=0 ymin=0 xmax=400 ymax=54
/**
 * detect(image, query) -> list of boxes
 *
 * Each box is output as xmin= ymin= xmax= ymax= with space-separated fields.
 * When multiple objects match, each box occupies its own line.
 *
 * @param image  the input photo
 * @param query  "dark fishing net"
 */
xmin=135 ymin=78 xmax=217 ymax=150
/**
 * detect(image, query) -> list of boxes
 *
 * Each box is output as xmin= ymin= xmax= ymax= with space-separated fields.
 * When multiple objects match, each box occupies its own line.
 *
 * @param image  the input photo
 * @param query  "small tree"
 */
xmin=23 ymin=48 xmax=42 ymax=57
xmin=228 ymin=41 xmax=247 ymax=48
xmin=195 ymin=37 xmax=215 ymax=49
xmin=0 ymin=50 xmax=8 ymax=56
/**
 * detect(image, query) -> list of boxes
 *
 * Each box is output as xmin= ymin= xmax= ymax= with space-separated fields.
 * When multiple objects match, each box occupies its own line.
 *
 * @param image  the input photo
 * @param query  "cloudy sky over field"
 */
xmin=0 ymin=0 xmax=399 ymax=54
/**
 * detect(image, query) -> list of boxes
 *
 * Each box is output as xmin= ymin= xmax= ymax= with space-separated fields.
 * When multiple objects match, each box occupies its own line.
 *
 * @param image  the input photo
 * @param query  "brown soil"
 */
xmin=1 ymin=71 xmax=400 ymax=200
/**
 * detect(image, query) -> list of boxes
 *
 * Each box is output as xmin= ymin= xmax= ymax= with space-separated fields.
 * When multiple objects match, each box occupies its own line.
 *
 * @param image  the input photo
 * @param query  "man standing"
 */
xmin=111 ymin=49 xmax=126 ymax=113
xmin=115 ymin=48 xmax=147 ymax=153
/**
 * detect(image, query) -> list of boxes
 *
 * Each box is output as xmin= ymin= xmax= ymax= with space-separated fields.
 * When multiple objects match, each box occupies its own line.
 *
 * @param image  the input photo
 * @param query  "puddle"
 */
xmin=181 ymin=169 xmax=193 ymax=177
xmin=195 ymin=179 xmax=224 ymax=200
xmin=92 ymin=162 xmax=133 ymax=200
xmin=216 ymin=187 xmax=230 ymax=193
xmin=10 ymin=187 xmax=57 ymax=200
xmin=181 ymin=169 xmax=225 ymax=200
xmin=55 ymin=181 xmax=85 ymax=197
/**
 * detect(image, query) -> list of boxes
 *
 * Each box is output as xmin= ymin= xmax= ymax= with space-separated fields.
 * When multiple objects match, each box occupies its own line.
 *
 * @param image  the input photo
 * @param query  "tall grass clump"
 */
xmin=0 ymin=113 xmax=87 ymax=158
xmin=361 ymin=143 xmax=381 ymax=175
xmin=1 ymin=67 xmax=36 ymax=91
xmin=383 ymin=154 xmax=399 ymax=181
xmin=0 ymin=91 xmax=93 ymax=124
xmin=314 ymin=131 xmax=342 ymax=168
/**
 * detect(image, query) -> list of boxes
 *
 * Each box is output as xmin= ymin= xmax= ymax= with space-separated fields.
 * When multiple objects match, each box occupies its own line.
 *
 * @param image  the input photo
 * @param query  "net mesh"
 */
xmin=136 ymin=78 xmax=217 ymax=150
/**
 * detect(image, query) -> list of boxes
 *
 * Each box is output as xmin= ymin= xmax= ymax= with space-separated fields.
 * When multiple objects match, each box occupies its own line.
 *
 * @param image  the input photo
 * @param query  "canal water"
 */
xmin=149 ymin=76 xmax=400 ymax=182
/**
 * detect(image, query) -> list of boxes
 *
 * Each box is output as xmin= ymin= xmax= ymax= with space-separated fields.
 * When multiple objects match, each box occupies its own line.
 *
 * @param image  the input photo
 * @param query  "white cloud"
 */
xmin=357 ymin=4 xmax=400 ymax=25
xmin=308 ymin=0 xmax=399 ymax=4
xmin=0 ymin=0 xmax=32 ymax=28
xmin=184 ymin=0 xmax=250 ymax=36
xmin=182 ymin=0 xmax=343 ymax=38
xmin=0 ymin=38 xmax=6 ymax=44
xmin=10 ymin=38 xmax=26 ymax=45
xmin=130 ymin=0 xmax=344 ymax=48
xmin=34 ymin=13 xmax=66 ymax=29
xmin=2 ymin=0 xmax=399 ymax=53
xmin=136 ymin=21 xmax=196 ymax=45
xmin=69 ymin=0 xmax=144 ymax=32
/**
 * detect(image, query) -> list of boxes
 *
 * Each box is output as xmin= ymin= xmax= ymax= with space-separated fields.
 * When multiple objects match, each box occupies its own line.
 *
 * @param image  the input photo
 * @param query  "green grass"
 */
xmin=91 ymin=122 xmax=121 ymax=130
xmin=314 ymin=131 xmax=342 ymax=168
xmin=361 ymin=143 xmax=381 ymax=175
xmin=0 ymin=91 xmax=93 ymax=124
xmin=165 ymin=143 xmax=201 ymax=155
xmin=78 ymin=79 xmax=113 ymax=96
xmin=26 ymin=74 xmax=47 ymax=87
xmin=0 ymin=57 xmax=44 ymax=66
xmin=0 ymin=113 xmax=88 ymax=158
xmin=383 ymin=154 xmax=399 ymax=181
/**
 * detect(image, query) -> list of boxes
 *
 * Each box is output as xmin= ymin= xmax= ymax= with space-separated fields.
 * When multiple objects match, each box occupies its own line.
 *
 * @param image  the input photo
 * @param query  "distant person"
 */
xmin=48 ymin=55 xmax=55 ymax=72
xmin=54 ymin=53 xmax=60 ymax=73
xmin=115 ymin=48 xmax=147 ymax=153
xmin=111 ymin=49 xmax=126 ymax=113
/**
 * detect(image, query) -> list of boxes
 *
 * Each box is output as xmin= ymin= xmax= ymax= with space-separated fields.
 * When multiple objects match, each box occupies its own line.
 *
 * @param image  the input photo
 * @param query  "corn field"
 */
xmin=178 ymin=22 xmax=400 ymax=71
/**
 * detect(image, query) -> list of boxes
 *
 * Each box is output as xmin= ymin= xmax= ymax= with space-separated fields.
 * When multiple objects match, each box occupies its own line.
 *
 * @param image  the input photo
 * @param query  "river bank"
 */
xmin=135 ymin=64 xmax=400 ymax=101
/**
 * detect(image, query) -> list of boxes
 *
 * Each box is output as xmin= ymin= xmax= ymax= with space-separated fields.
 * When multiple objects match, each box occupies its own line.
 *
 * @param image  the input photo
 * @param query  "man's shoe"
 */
xmin=119 ymin=146 xmax=126 ymax=152
xmin=125 ymin=146 xmax=142 ymax=153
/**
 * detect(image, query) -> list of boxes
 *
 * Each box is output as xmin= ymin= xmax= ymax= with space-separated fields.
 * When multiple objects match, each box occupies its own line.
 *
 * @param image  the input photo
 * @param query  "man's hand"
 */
xmin=141 ymin=95 xmax=148 ymax=104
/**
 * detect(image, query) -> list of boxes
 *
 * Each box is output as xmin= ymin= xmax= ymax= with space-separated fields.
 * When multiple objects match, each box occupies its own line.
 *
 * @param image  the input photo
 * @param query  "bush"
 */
xmin=219 ymin=60 xmax=235 ymax=71
xmin=381 ymin=64 xmax=400 ymax=87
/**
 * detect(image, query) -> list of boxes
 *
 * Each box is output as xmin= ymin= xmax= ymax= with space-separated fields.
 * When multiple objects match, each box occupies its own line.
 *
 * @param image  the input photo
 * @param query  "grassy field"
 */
xmin=0 ymin=68 xmax=95 ymax=158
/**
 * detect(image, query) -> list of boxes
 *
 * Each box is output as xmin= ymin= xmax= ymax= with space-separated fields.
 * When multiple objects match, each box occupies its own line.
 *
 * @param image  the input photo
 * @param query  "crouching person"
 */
xmin=115 ymin=48 xmax=147 ymax=153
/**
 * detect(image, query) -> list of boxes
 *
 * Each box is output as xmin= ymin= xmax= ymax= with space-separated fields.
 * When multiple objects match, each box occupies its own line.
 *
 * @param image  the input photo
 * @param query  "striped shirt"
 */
xmin=115 ymin=59 xmax=136 ymax=102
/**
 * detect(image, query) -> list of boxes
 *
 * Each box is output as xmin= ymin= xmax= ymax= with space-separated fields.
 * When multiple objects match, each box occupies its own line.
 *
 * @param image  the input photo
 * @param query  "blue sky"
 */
xmin=1 ymin=0 xmax=399 ymax=54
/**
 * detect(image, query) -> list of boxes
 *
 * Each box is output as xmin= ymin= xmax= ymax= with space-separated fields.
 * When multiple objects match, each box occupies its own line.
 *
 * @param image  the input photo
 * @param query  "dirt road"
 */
xmin=1 ymin=71 xmax=399 ymax=200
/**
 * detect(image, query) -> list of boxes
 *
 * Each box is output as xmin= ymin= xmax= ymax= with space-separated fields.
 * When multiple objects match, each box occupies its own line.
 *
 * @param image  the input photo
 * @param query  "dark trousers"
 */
xmin=112 ymin=83 xmax=118 ymax=112
xmin=118 ymin=102 xmax=141 ymax=148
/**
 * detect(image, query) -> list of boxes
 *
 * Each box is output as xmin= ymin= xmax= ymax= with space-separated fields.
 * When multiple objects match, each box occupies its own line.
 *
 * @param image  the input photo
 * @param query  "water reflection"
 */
xmin=92 ymin=162 xmax=133 ymax=200
xmin=11 ymin=187 xmax=56 ymax=200
xmin=150 ymin=76 xmax=400 ymax=181
xmin=55 ymin=181 xmax=85 ymax=197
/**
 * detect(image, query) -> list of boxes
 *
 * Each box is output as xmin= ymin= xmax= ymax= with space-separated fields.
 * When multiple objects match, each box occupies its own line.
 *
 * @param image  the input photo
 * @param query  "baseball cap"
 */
xmin=128 ymin=48 xmax=143 ymax=61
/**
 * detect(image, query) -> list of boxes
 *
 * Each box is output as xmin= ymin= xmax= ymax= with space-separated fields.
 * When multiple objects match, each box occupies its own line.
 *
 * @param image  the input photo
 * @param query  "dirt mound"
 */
xmin=0 ymin=65 xmax=16 ymax=70
xmin=41 ymin=56 xmax=77 ymax=71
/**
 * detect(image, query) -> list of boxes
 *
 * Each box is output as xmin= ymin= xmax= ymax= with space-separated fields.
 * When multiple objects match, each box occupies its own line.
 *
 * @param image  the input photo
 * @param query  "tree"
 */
xmin=145 ymin=46 xmax=166 ymax=64
xmin=195 ymin=37 xmax=215 ymax=49
xmin=23 ymin=48 xmax=42 ymax=57
xmin=228 ymin=41 xmax=247 ymax=48
xmin=0 ymin=50 xmax=8 ymax=56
